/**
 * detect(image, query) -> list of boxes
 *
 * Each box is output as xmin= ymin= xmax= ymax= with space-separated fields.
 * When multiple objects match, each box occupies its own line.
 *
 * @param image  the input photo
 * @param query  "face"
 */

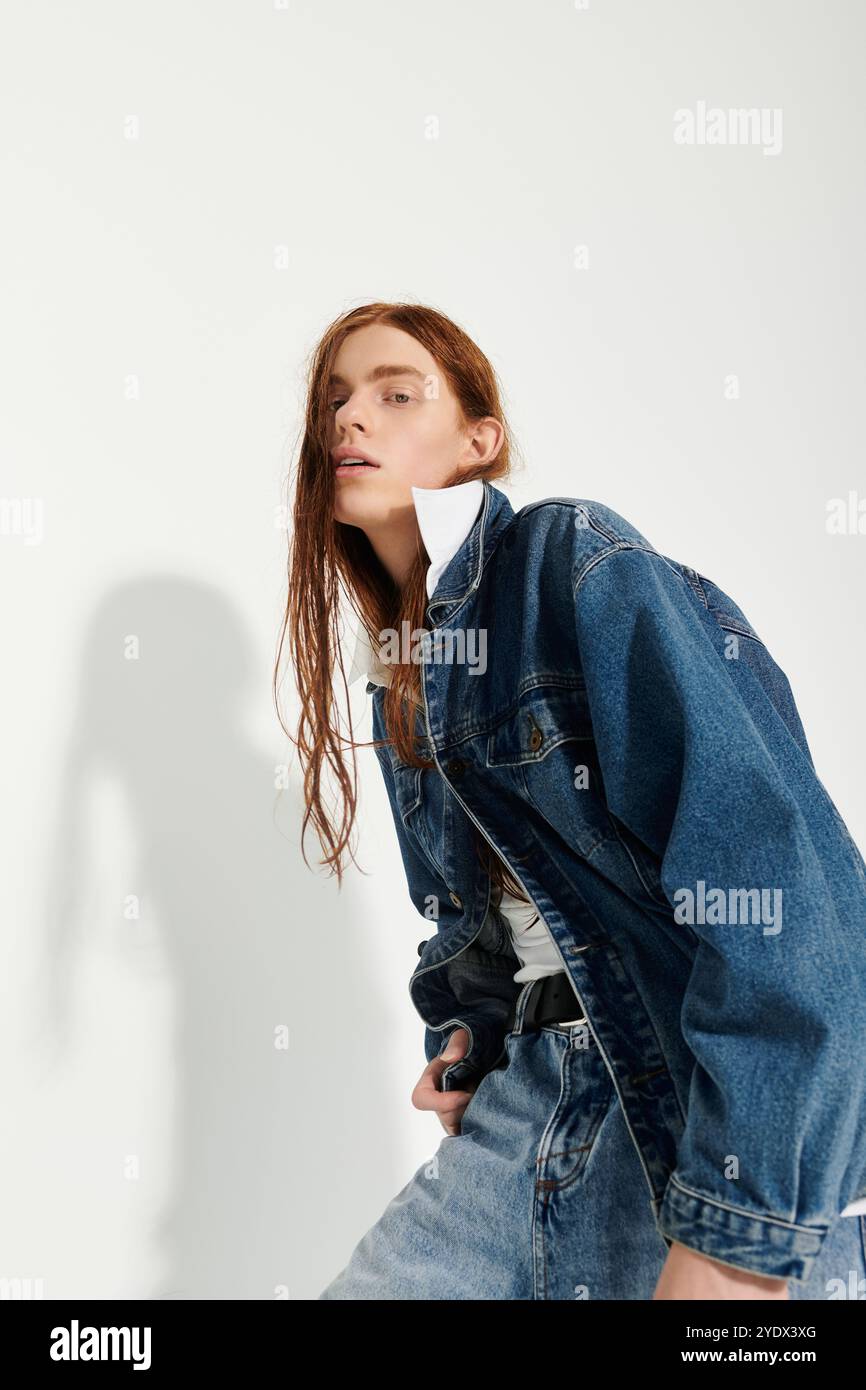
xmin=326 ymin=324 xmax=502 ymax=549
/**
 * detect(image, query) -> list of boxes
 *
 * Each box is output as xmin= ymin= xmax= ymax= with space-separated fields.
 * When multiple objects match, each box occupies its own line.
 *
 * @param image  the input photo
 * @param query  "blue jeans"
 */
xmin=319 ymin=983 xmax=866 ymax=1300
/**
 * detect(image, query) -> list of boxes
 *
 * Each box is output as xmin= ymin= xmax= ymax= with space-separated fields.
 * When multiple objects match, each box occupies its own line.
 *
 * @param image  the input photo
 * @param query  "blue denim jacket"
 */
xmin=367 ymin=480 xmax=866 ymax=1282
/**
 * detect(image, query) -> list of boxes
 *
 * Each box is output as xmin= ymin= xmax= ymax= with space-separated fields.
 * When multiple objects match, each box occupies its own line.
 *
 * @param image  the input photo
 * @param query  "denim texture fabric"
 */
xmin=319 ymin=985 xmax=866 ymax=1299
xmin=366 ymin=481 xmax=866 ymax=1284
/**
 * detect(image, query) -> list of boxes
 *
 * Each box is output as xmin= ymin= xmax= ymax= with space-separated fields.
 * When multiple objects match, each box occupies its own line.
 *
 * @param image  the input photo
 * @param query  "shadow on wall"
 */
xmin=31 ymin=573 xmax=400 ymax=1299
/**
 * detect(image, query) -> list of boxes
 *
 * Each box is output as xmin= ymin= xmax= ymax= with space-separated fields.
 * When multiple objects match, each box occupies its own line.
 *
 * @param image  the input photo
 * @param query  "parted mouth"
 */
xmin=332 ymin=446 xmax=381 ymax=468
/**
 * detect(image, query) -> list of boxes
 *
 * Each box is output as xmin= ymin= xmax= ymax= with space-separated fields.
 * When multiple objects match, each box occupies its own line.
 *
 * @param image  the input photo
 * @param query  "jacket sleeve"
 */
xmin=573 ymin=542 xmax=866 ymax=1282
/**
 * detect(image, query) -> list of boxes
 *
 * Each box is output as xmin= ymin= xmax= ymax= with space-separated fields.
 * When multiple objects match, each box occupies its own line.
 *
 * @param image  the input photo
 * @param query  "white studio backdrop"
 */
xmin=0 ymin=0 xmax=863 ymax=1300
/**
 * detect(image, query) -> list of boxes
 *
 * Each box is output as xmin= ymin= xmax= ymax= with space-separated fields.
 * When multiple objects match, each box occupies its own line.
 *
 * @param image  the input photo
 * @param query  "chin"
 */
xmin=334 ymin=498 xmax=375 ymax=527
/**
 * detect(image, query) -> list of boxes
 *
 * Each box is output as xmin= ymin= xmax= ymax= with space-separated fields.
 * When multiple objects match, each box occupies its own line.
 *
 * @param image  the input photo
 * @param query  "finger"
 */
xmin=427 ymin=1047 xmax=470 ymax=1084
xmin=417 ymin=1056 xmax=478 ymax=1096
xmin=412 ymin=1080 xmax=476 ymax=1115
xmin=432 ymin=1028 xmax=470 ymax=1070
xmin=416 ymin=1062 xmax=458 ymax=1100
xmin=412 ymin=1069 xmax=477 ymax=1114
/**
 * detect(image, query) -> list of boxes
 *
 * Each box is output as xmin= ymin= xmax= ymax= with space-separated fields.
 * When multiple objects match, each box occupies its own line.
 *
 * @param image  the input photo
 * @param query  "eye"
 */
xmin=328 ymin=398 xmax=346 ymax=412
xmin=388 ymin=391 xmax=412 ymax=404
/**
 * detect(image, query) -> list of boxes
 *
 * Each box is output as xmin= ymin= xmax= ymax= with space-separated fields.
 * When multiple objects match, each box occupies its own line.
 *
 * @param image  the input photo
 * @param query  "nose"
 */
xmin=333 ymin=393 xmax=370 ymax=438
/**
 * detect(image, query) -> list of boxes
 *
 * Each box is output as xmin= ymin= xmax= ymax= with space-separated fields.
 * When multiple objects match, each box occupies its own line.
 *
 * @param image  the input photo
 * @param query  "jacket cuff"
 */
xmin=657 ymin=1175 xmax=826 ymax=1284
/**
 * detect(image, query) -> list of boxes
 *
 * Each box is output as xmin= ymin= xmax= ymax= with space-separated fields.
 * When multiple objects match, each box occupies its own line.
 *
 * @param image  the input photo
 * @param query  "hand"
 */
xmin=653 ymin=1240 xmax=790 ymax=1299
xmin=411 ymin=1028 xmax=478 ymax=1136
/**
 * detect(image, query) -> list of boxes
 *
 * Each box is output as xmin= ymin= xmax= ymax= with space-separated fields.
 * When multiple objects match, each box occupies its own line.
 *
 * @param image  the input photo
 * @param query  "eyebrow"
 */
xmin=327 ymin=363 xmax=427 ymax=388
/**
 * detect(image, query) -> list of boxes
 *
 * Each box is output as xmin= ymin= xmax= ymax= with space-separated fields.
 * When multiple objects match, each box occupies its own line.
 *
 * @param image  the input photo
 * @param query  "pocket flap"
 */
xmin=487 ymin=683 xmax=592 ymax=766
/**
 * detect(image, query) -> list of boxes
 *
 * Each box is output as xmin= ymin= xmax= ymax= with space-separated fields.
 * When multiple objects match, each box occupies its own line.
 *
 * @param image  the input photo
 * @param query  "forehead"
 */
xmin=329 ymin=323 xmax=438 ymax=384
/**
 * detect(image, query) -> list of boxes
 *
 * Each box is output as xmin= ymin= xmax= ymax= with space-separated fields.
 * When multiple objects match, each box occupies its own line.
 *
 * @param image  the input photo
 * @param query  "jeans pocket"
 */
xmin=536 ymin=1046 xmax=617 ymax=1193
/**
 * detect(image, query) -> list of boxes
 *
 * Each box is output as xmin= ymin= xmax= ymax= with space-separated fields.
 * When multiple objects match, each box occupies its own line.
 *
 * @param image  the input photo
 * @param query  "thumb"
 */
xmin=441 ymin=1027 xmax=470 ymax=1061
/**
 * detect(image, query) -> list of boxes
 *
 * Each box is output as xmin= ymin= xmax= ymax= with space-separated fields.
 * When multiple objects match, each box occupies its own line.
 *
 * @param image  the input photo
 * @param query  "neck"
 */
xmin=363 ymin=502 xmax=424 ymax=590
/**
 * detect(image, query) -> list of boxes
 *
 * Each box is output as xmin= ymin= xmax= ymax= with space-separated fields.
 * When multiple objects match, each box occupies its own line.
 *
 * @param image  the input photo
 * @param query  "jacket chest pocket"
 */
xmin=485 ymin=683 xmax=593 ymax=766
xmin=485 ymin=685 xmax=675 ymax=906
xmin=485 ymin=684 xmax=622 ymax=862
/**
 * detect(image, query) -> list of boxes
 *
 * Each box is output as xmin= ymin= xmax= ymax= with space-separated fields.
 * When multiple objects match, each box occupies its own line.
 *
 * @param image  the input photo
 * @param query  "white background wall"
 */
xmin=1 ymin=0 xmax=863 ymax=1300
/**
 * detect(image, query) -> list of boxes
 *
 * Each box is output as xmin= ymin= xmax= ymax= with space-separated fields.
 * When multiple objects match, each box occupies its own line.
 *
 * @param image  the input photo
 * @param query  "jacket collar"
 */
xmin=424 ymin=478 xmax=515 ymax=626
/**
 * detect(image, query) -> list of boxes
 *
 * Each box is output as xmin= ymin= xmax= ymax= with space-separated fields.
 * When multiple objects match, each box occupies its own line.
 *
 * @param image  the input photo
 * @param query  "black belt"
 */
xmin=504 ymin=970 xmax=588 ymax=1033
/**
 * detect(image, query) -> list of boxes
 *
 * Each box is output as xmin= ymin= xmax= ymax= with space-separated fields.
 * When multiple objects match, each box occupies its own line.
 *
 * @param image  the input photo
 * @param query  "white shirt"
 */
xmin=349 ymin=479 xmax=570 ymax=990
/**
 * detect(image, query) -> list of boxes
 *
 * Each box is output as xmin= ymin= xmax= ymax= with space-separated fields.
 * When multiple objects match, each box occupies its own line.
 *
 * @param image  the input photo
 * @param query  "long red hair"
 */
xmin=273 ymin=300 xmax=531 ymax=914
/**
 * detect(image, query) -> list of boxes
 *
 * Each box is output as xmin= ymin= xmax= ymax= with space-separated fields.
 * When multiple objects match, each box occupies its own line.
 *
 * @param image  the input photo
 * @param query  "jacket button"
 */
xmin=450 ymin=892 xmax=462 ymax=908
xmin=529 ymin=726 xmax=543 ymax=751
xmin=417 ymin=939 xmax=427 ymax=956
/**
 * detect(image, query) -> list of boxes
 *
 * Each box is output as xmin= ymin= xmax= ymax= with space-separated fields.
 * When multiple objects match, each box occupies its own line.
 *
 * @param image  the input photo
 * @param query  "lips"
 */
xmin=332 ymin=447 xmax=381 ymax=468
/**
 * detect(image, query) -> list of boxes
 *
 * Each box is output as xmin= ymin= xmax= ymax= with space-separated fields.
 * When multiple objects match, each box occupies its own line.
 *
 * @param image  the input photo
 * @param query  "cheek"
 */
xmin=405 ymin=445 xmax=461 ymax=490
